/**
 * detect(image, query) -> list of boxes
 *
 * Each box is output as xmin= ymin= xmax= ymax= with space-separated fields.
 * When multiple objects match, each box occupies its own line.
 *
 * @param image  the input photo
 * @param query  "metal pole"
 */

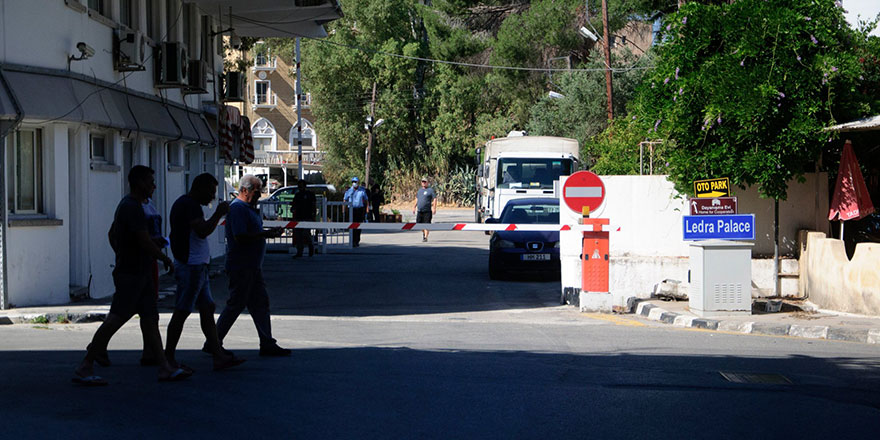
xmin=639 ymin=142 xmax=644 ymax=175
xmin=774 ymin=199 xmax=780 ymax=297
xmin=601 ymin=0 xmax=614 ymax=121
xmin=365 ymin=82 xmax=377 ymax=186
xmin=295 ymin=37 xmax=303 ymax=180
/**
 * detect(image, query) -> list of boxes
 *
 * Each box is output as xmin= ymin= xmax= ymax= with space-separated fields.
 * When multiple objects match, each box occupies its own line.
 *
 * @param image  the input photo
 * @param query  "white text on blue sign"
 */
xmin=683 ymin=215 xmax=755 ymax=240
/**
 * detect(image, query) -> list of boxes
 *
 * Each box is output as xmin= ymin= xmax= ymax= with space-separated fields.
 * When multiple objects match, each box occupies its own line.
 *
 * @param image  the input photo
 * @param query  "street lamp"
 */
xmin=364 ymin=117 xmax=385 ymax=186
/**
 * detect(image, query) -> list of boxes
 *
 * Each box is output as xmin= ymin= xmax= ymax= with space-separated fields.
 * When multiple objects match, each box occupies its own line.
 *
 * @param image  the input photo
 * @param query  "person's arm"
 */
xmin=432 ymin=193 xmax=437 ymax=215
xmin=191 ymin=201 xmax=229 ymax=239
xmin=137 ymin=229 xmax=173 ymax=271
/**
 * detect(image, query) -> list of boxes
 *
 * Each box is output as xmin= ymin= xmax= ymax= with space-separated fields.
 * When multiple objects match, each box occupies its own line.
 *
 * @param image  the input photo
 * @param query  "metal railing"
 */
xmin=252 ymin=93 xmax=278 ymax=107
xmin=257 ymin=196 xmax=352 ymax=253
xmin=253 ymin=56 xmax=277 ymax=69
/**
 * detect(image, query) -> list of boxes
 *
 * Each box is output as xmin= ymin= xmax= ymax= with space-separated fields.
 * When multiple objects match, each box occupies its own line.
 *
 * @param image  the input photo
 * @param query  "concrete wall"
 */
xmin=800 ymin=231 xmax=880 ymax=315
xmin=561 ymin=174 xmax=828 ymax=310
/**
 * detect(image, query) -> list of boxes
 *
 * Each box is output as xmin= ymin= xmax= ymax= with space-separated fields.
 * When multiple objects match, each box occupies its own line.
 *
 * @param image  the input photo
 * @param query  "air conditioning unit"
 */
xmin=222 ymin=71 xmax=244 ymax=102
xmin=156 ymin=41 xmax=188 ymax=88
xmin=184 ymin=60 xmax=208 ymax=94
xmin=116 ymin=29 xmax=145 ymax=71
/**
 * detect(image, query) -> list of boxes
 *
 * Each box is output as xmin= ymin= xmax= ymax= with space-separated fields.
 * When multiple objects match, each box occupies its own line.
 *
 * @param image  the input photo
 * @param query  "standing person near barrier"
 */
xmin=215 ymin=175 xmax=291 ymax=357
xmin=165 ymin=173 xmax=246 ymax=372
xmin=293 ymin=180 xmax=316 ymax=257
xmin=370 ymin=183 xmax=385 ymax=222
xmin=74 ymin=166 xmax=190 ymax=385
xmin=413 ymin=176 xmax=437 ymax=242
xmin=343 ymin=177 xmax=369 ymax=247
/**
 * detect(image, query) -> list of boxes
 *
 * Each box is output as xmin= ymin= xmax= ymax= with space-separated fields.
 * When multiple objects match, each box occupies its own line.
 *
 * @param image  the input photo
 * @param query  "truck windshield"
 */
xmin=497 ymin=158 xmax=573 ymax=189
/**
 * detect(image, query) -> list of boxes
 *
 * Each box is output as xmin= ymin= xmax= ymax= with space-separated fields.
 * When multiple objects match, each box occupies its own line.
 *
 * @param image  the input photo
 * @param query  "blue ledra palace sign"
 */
xmin=682 ymin=214 xmax=756 ymax=240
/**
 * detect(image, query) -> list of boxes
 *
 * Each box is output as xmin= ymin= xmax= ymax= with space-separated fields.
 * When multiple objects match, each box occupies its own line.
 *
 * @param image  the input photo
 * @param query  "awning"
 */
xmin=127 ymin=95 xmax=179 ymax=138
xmin=0 ymin=71 xmax=18 ymax=136
xmin=71 ymin=79 xmax=139 ymax=132
xmin=187 ymin=0 xmax=342 ymax=38
xmin=824 ymin=115 xmax=880 ymax=132
xmin=167 ymin=104 xmax=201 ymax=142
xmin=3 ymin=70 xmax=82 ymax=122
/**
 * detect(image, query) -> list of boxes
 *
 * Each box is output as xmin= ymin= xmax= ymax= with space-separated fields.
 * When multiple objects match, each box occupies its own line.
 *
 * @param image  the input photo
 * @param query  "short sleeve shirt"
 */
xmin=170 ymin=194 xmax=210 ymax=265
xmin=225 ymin=199 xmax=266 ymax=271
xmin=344 ymin=187 xmax=369 ymax=208
xmin=417 ymin=187 xmax=436 ymax=212
xmin=111 ymin=195 xmax=151 ymax=274
xmin=293 ymin=190 xmax=317 ymax=221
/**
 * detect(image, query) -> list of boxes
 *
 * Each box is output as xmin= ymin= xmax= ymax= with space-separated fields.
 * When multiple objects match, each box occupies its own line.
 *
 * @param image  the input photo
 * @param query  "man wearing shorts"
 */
xmin=165 ymin=173 xmax=245 ymax=372
xmin=413 ymin=176 xmax=437 ymax=242
xmin=74 ymin=166 xmax=189 ymax=385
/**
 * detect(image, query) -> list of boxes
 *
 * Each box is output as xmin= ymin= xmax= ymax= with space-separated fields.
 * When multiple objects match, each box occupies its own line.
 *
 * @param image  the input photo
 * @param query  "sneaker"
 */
xmin=259 ymin=344 xmax=292 ymax=357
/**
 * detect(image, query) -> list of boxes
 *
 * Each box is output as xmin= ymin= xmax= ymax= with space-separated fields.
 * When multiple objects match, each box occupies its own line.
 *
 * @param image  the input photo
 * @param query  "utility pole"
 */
xmin=295 ymin=37 xmax=303 ymax=181
xmin=601 ymin=0 xmax=614 ymax=121
xmin=365 ymin=82 xmax=377 ymax=186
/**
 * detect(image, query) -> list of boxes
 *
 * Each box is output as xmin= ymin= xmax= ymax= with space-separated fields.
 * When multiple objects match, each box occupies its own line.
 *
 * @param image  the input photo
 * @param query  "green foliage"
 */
xmin=630 ymin=0 xmax=880 ymax=200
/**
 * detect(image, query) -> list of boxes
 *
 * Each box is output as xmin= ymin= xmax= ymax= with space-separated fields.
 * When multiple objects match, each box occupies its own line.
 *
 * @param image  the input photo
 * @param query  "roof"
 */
xmin=824 ymin=115 xmax=880 ymax=132
xmin=504 ymin=197 xmax=560 ymax=206
xmin=188 ymin=0 xmax=343 ymax=38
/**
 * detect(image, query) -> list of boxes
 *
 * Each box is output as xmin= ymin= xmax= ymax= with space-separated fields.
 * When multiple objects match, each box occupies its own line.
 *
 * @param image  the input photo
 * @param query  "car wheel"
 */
xmin=488 ymin=255 xmax=504 ymax=280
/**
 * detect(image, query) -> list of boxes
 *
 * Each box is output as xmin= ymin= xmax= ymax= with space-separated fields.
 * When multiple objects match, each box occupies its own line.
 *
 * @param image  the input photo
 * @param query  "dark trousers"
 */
xmin=352 ymin=207 xmax=366 ymax=245
xmin=216 ymin=268 xmax=276 ymax=348
xmin=370 ymin=203 xmax=381 ymax=222
xmin=295 ymin=228 xmax=314 ymax=256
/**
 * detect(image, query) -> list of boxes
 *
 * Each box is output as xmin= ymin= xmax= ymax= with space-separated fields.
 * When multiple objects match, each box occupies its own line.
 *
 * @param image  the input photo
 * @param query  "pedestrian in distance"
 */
xmin=74 ymin=166 xmax=190 ymax=386
xmin=165 ymin=173 xmax=246 ymax=372
xmin=413 ymin=176 xmax=437 ymax=242
xmin=215 ymin=175 xmax=291 ymax=357
xmin=370 ymin=183 xmax=385 ymax=223
xmin=293 ymin=179 xmax=316 ymax=257
xmin=343 ymin=177 xmax=369 ymax=247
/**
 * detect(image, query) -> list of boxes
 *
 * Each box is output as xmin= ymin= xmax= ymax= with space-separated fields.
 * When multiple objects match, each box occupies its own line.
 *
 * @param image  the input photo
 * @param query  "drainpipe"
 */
xmin=0 ymin=65 xmax=25 ymax=310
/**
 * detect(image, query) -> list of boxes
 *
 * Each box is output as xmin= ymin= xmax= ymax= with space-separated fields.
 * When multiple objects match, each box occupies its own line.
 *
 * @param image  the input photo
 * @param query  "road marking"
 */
xmin=582 ymin=313 xmax=647 ymax=327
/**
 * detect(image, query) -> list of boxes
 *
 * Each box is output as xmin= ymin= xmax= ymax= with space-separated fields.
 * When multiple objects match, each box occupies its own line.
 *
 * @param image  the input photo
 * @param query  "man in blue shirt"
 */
xmin=215 ymin=174 xmax=290 ymax=357
xmin=343 ymin=176 xmax=370 ymax=247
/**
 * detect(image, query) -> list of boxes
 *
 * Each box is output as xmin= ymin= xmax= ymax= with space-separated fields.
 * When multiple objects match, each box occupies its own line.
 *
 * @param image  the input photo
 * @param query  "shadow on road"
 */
xmin=5 ymin=348 xmax=880 ymax=438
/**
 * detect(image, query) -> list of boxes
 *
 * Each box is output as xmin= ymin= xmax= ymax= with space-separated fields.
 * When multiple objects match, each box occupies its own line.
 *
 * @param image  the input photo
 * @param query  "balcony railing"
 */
xmin=251 ymin=93 xmax=278 ymax=109
xmin=253 ymin=55 xmax=277 ymax=70
xmin=295 ymin=93 xmax=312 ymax=109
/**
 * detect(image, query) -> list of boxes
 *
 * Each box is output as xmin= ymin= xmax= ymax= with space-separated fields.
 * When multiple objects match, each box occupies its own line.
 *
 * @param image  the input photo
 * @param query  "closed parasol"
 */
xmin=828 ymin=139 xmax=875 ymax=238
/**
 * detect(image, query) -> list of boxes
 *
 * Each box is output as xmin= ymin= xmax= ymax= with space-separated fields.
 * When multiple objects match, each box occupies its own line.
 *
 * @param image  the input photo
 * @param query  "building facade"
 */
xmin=0 ymin=0 xmax=340 ymax=308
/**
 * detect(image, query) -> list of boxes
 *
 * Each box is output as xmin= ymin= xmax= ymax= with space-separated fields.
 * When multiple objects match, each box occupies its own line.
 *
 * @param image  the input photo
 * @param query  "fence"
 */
xmin=257 ymin=196 xmax=353 ymax=253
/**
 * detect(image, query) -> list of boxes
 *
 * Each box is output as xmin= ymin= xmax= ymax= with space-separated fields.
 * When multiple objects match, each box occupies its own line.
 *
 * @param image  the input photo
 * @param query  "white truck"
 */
xmin=475 ymin=134 xmax=580 ymax=222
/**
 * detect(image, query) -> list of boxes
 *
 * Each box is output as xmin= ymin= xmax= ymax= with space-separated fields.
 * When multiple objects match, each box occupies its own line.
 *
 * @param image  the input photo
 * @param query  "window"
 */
xmin=88 ymin=0 xmax=108 ymax=17
xmin=120 ymin=0 xmax=137 ymax=29
xmin=167 ymin=142 xmax=181 ymax=166
xmin=252 ymin=118 xmax=277 ymax=151
xmin=90 ymin=133 xmax=111 ymax=162
xmin=6 ymin=128 xmax=44 ymax=214
xmin=290 ymin=119 xmax=315 ymax=149
xmin=122 ymin=140 xmax=136 ymax=193
xmin=255 ymin=80 xmax=270 ymax=105
xmin=166 ymin=0 xmax=179 ymax=41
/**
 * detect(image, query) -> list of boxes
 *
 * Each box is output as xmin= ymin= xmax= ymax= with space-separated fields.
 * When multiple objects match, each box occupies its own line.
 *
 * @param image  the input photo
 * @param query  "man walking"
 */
xmin=165 ymin=173 xmax=245 ymax=372
xmin=413 ymin=176 xmax=437 ymax=242
xmin=215 ymin=175 xmax=290 ymax=357
xmin=343 ymin=177 xmax=369 ymax=247
xmin=293 ymin=179 xmax=316 ymax=257
xmin=370 ymin=183 xmax=384 ymax=223
xmin=74 ymin=166 xmax=189 ymax=385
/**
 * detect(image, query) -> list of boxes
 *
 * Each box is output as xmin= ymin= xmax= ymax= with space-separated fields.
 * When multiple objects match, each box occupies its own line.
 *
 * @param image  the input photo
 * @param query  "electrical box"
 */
xmin=688 ymin=240 xmax=753 ymax=317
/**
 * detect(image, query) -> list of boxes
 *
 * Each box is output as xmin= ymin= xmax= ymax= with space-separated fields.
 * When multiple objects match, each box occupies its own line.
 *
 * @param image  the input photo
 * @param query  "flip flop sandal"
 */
xmin=158 ymin=368 xmax=192 ymax=382
xmin=72 ymin=375 xmax=108 ymax=386
xmin=213 ymin=356 xmax=247 ymax=371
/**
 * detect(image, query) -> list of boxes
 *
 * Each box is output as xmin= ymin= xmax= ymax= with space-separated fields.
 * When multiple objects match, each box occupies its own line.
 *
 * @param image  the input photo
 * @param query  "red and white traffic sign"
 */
xmin=562 ymin=171 xmax=606 ymax=213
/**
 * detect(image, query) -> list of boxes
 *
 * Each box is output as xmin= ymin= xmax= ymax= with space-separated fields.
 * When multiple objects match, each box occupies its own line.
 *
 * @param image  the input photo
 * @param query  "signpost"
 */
xmin=694 ymin=177 xmax=730 ymax=198
xmin=683 ymin=214 xmax=755 ymax=240
xmin=562 ymin=171 xmax=606 ymax=214
xmin=689 ymin=197 xmax=737 ymax=215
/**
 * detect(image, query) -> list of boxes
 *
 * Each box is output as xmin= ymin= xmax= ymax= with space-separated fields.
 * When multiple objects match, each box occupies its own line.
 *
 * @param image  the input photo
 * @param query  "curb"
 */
xmin=635 ymin=302 xmax=880 ymax=344
xmin=0 ymin=310 xmax=108 ymax=325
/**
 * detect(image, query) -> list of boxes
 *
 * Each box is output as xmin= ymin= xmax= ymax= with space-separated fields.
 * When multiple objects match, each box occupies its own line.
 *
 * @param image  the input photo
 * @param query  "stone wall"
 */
xmin=800 ymin=231 xmax=880 ymax=315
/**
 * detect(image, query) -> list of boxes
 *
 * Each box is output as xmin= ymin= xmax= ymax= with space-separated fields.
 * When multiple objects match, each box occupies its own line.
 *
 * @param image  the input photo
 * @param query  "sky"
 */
xmin=843 ymin=0 xmax=880 ymax=37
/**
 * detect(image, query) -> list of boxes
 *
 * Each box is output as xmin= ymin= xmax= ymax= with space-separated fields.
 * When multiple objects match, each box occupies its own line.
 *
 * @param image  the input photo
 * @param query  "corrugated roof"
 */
xmin=824 ymin=115 xmax=880 ymax=132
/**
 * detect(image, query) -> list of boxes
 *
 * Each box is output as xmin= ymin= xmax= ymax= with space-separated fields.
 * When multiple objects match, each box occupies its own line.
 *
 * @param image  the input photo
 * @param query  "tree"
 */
xmin=631 ymin=0 xmax=880 ymax=199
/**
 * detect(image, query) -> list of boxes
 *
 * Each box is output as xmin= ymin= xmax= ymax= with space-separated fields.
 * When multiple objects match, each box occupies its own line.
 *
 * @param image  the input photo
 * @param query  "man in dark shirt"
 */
xmin=370 ymin=183 xmax=384 ymax=223
xmin=165 ymin=173 xmax=244 ymax=372
xmin=293 ymin=180 xmax=316 ymax=257
xmin=215 ymin=174 xmax=290 ymax=357
xmin=74 ymin=166 xmax=189 ymax=385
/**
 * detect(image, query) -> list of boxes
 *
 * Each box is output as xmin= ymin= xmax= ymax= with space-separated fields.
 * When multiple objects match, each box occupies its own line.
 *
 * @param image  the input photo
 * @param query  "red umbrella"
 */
xmin=828 ymin=139 xmax=875 ymax=238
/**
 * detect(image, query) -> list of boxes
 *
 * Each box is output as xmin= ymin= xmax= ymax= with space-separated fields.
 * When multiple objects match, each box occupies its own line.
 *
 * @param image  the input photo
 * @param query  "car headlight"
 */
xmin=495 ymin=239 xmax=515 ymax=248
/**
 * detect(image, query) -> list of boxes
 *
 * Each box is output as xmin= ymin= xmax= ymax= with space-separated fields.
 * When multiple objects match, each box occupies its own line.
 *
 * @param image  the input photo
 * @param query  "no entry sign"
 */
xmin=563 ymin=171 xmax=606 ymax=213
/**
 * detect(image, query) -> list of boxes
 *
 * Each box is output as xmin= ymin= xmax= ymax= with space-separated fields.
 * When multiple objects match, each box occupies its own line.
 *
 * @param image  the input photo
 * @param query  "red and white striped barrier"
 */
xmin=257 ymin=221 xmax=618 ymax=232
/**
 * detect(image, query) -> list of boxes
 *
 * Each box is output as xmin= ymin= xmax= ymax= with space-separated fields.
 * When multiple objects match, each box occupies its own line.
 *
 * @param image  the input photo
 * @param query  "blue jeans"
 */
xmin=216 ymin=268 xmax=276 ymax=348
xmin=173 ymin=262 xmax=214 ymax=313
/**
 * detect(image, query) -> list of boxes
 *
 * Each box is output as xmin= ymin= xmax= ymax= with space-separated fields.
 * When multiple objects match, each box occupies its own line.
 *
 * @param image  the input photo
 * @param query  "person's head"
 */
xmin=297 ymin=179 xmax=308 ymax=190
xmin=421 ymin=176 xmax=429 ymax=188
xmin=238 ymin=174 xmax=263 ymax=206
xmin=371 ymin=183 xmax=379 ymax=192
xmin=351 ymin=177 xmax=360 ymax=188
xmin=128 ymin=165 xmax=156 ymax=200
xmin=190 ymin=173 xmax=219 ymax=206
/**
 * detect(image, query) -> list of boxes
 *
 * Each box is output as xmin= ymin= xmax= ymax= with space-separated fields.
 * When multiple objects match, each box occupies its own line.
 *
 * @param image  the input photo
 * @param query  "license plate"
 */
xmin=521 ymin=254 xmax=550 ymax=261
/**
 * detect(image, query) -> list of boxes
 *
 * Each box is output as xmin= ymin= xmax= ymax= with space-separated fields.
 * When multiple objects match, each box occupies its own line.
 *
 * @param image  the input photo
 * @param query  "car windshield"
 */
xmin=499 ymin=203 xmax=560 ymax=224
xmin=497 ymin=158 xmax=573 ymax=189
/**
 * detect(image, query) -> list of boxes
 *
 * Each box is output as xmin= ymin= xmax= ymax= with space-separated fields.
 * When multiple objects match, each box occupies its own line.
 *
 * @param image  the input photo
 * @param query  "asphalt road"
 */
xmin=2 ymin=209 xmax=879 ymax=439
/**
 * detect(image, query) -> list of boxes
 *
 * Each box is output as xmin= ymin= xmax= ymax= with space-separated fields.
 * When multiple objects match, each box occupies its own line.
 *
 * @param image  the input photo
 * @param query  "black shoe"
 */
xmin=259 ymin=345 xmax=291 ymax=357
xmin=202 ymin=343 xmax=233 ymax=357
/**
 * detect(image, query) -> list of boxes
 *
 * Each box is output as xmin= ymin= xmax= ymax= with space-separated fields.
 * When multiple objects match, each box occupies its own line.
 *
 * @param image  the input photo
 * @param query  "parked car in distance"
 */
xmin=259 ymin=184 xmax=338 ymax=220
xmin=486 ymin=198 xmax=561 ymax=280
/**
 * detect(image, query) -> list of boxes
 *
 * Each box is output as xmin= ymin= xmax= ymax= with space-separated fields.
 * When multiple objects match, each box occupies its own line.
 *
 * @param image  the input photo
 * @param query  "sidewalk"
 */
xmin=635 ymin=298 xmax=880 ymax=344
